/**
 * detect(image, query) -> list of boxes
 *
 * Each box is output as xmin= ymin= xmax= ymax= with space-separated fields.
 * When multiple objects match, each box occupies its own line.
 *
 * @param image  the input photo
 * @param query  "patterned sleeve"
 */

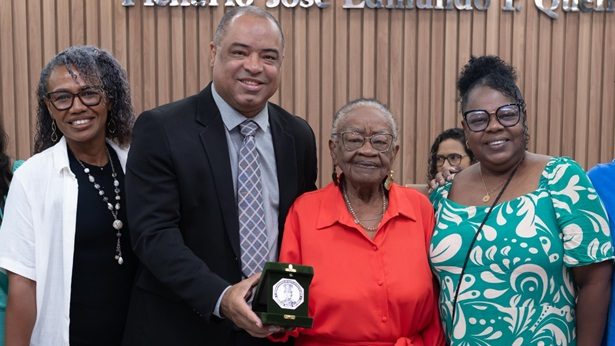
xmin=428 ymin=182 xmax=451 ymax=209
xmin=546 ymin=156 xmax=614 ymax=267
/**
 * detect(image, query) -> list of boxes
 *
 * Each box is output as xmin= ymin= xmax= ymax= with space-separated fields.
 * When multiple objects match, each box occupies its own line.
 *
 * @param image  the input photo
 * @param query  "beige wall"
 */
xmin=1 ymin=0 xmax=613 ymax=186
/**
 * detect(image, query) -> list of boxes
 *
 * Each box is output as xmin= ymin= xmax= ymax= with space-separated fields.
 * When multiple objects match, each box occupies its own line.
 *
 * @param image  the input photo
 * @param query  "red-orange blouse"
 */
xmin=274 ymin=183 xmax=445 ymax=346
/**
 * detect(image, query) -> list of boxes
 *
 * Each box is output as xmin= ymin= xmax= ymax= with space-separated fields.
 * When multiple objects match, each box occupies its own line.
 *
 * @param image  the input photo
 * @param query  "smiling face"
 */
xmin=330 ymin=105 xmax=399 ymax=188
xmin=462 ymin=85 xmax=526 ymax=172
xmin=45 ymin=65 xmax=109 ymax=152
xmin=210 ymin=13 xmax=283 ymax=118
xmin=436 ymin=138 xmax=472 ymax=174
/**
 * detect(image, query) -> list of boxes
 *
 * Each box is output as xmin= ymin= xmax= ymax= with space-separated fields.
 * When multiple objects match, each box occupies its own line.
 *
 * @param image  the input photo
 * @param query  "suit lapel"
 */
xmin=196 ymin=84 xmax=241 ymax=260
xmin=269 ymin=105 xmax=298 ymax=237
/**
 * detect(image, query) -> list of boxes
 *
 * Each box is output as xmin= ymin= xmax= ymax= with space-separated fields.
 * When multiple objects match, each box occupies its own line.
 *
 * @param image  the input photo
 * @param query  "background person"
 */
xmin=588 ymin=160 xmax=615 ymax=346
xmin=122 ymin=6 xmax=317 ymax=346
xmin=275 ymin=99 xmax=445 ymax=346
xmin=416 ymin=127 xmax=475 ymax=195
xmin=0 ymin=125 xmax=23 ymax=346
xmin=427 ymin=127 xmax=474 ymax=182
xmin=0 ymin=45 xmax=136 ymax=345
xmin=429 ymin=55 xmax=613 ymax=345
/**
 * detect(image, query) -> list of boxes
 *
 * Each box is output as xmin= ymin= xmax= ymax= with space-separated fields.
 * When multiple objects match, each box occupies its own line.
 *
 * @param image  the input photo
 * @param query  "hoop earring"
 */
xmin=107 ymin=118 xmax=117 ymax=135
xmin=384 ymin=170 xmax=394 ymax=190
xmin=51 ymin=121 xmax=59 ymax=142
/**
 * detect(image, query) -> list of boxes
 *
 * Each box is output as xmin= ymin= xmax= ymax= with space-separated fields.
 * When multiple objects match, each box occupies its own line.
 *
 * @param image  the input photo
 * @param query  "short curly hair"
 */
xmin=457 ymin=55 xmax=529 ymax=147
xmin=331 ymin=98 xmax=398 ymax=142
xmin=457 ymin=55 xmax=525 ymax=111
xmin=427 ymin=128 xmax=475 ymax=182
xmin=34 ymin=45 xmax=134 ymax=153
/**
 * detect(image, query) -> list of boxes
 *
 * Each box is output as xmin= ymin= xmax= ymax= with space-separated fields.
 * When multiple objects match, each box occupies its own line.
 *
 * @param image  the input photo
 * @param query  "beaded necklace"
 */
xmin=75 ymin=148 xmax=124 ymax=265
xmin=342 ymin=184 xmax=388 ymax=232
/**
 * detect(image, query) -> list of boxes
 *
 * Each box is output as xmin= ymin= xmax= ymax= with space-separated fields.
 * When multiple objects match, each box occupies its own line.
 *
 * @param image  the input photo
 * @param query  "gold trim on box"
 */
xmin=283 ymin=314 xmax=296 ymax=320
xmin=285 ymin=264 xmax=297 ymax=273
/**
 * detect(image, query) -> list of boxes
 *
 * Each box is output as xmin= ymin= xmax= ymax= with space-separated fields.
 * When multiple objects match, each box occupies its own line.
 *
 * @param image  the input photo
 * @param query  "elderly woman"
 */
xmin=427 ymin=128 xmax=474 ymax=182
xmin=275 ymin=99 xmax=445 ymax=346
xmin=0 ymin=46 xmax=137 ymax=345
xmin=429 ymin=55 xmax=613 ymax=345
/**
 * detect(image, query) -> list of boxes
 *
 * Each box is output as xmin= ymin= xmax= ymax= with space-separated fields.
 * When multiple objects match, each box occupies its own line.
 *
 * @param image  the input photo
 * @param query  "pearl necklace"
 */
xmin=75 ymin=149 xmax=124 ymax=265
xmin=342 ymin=185 xmax=388 ymax=233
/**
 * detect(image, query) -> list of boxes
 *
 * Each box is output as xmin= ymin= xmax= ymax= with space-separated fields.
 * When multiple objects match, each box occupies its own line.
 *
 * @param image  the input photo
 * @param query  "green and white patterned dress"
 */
xmin=429 ymin=157 xmax=613 ymax=346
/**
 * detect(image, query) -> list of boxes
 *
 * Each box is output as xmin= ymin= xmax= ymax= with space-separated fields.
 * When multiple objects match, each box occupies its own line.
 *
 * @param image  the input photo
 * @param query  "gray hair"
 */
xmin=213 ymin=6 xmax=285 ymax=49
xmin=331 ymin=98 xmax=398 ymax=142
xmin=34 ymin=45 xmax=134 ymax=153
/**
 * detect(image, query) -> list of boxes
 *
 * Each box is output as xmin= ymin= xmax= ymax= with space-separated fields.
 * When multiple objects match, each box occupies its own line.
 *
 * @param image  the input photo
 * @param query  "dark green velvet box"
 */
xmin=252 ymin=262 xmax=314 ymax=328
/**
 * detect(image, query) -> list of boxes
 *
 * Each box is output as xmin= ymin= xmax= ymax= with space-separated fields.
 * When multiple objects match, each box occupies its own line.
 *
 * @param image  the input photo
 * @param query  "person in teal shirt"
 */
xmin=0 ymin=127 xmax=24 ymax=346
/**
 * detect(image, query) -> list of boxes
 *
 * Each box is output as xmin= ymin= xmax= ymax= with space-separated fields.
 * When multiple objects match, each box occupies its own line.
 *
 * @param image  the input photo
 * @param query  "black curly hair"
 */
xmin=34 ymin=45 xmax=134 ymax=153
xmin=457 ymin=55 xmax=529 ymax=147
xmin=427 ymin=128 xmax=475 ymax=181
xmin=0 ymin=125 xmax=13 ymax=212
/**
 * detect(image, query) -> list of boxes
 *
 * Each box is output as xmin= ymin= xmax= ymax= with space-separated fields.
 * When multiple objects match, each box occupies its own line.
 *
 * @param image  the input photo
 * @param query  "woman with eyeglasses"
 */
xmin=427 ymin=128 xmax=475 ymax=182
xmin=0 ymin=46 xmax=137 ymax=345
xmin=428 ymin=55 xmax=613 ymax=345
xmin=272 ymin=99 xmax=445 ymax=346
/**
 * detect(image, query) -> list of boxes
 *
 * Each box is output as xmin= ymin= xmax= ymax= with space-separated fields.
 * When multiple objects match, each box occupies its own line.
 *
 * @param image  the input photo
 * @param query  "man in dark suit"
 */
xmin=123 ymin=6 xmax=317 ymax=346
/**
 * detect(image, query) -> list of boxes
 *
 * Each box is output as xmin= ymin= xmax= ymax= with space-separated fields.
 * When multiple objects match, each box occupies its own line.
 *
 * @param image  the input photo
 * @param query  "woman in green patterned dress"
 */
xmin=429 ymin=55 xmax=613 ymax=345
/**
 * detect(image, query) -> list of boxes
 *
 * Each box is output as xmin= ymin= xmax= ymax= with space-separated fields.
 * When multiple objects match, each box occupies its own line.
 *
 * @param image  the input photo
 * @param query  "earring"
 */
xmin=51 ymin=121 xmax=59 ymax=142
xmin=465 ymin=140 xmax=469 ymax=148
xmin=523 ymin=120 xmax=530 ymax=149
xmin=384 ymin=170 xmax=394 ymax=190
xmin=107 ymin=118 xmax=117 ymax=135
xmin=331 ymin=164 xmax=339 ymax=186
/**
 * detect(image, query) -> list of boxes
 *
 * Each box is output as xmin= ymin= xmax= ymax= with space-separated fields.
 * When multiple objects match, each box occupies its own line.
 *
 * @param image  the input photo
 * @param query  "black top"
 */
xmin=68 ymin=145 xmax=137 ymax=345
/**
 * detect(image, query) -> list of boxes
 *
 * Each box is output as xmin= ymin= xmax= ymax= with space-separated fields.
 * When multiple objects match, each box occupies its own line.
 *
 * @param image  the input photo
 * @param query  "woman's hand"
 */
xmin=428 ymin=167 xmax=460 ymax=192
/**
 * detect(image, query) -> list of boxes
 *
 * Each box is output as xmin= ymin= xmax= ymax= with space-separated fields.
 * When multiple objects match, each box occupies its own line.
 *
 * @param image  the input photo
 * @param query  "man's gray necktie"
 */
xmin=238 ymin=120 xmax=268 ymax=277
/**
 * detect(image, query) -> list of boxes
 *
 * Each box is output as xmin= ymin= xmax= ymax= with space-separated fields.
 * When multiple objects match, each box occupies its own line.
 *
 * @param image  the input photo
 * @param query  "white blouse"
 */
xmin=0 ymin=137 xmax=128 ymax=346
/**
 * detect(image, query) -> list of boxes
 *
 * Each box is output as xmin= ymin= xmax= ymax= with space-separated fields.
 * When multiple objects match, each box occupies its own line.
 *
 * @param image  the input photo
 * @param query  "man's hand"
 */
xmin=220 ymin=273 xmax=280 ymax=337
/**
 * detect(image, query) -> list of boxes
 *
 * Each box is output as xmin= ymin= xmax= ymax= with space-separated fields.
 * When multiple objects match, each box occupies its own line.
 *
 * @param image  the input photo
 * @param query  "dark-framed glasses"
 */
xmin=463 ymin=103 xmax=522 ymax=132
xmin=335 ymin=131 xmax=394 ymax=152
xmin=46 ymin=88 xmax=103 ymax=111
xmin=435 ymin=153 xmax=466 ymax=167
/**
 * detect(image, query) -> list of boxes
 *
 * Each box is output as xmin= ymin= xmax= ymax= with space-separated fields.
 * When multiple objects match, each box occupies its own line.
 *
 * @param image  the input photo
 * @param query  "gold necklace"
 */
xmin=479 ymin=165 xmax=507 ymax=203
xmin=342 ymin=185 xmax=388 ymax=232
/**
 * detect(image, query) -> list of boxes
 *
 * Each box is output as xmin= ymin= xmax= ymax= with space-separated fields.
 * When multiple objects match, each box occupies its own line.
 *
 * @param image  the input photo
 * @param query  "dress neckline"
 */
xmin=439 ymin=156 xmax=560 ymax=209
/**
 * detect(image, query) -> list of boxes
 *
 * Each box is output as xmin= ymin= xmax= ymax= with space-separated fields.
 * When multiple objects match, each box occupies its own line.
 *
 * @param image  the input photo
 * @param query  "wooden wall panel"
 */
xmin=12 ymin=0 xmax=30 ymax=159
xmin=26 ymin=0 xmax=43 ymax=155
xmin=401 ymin=11 xmax=418 ymax=183
xmin=549 ymin=16 xmax=565 ymax=157
xmin=0 ymin=0 xmax=17 ymax=156
xmin=0 ymin=1 xmax=614 ymax=187
xmin=603 ymin=18 xmax=615 ymax=160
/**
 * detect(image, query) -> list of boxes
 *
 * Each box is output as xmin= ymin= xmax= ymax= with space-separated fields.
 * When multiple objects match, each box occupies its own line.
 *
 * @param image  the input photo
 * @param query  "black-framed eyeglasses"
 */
xmin=463 ymin=103 xmax=522 ymax=132
xmin=46 ymin=88 xmax=103 ymax=111
xmin=435 ymin=153 xmax=466 ymax=167
xmin=334 ymin=131 xmax=394 ymax=152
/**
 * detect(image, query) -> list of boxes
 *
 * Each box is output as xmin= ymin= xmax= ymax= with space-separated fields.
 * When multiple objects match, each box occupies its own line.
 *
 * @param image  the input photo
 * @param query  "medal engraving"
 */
xmin=272 ymin=278 xmax=304 ymax=310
